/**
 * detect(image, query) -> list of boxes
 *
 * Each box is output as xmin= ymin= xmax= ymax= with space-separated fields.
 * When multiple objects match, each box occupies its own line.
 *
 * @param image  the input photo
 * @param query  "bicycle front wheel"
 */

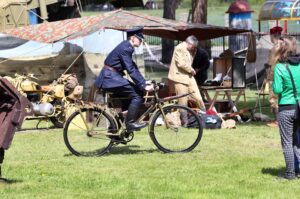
xmin=63 ymin=108 xmax=116 ymax=156
xmin=149 ymin=105 xmax=203 ymax=153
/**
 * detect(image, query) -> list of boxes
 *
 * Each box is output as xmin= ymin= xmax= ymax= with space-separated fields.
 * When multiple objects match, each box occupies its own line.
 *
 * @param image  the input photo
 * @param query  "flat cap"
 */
xmin=126 ymin=27 xmax=144 ymax=40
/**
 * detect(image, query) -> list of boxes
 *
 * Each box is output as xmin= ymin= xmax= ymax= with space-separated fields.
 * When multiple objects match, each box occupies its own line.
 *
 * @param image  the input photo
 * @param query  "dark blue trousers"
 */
xmin=103 ymin=83 xmax=144 ymax=111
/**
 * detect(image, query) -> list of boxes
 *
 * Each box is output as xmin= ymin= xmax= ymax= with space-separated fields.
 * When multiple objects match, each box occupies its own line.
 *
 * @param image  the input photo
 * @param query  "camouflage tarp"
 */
xmin=1 ymin=9 xmax=250 ymax=43
xmin=0 ymin=0 xmax=31 ymax=8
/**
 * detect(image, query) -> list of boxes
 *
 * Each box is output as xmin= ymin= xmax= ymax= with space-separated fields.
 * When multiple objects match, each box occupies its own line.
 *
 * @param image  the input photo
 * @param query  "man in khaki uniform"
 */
xmin=168 ymin=35 xmax=205 ymax=110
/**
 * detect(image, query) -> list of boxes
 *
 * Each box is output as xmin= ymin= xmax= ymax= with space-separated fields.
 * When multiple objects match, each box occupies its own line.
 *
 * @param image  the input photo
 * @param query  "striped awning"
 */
xmin=259 ymin=0 xmax=300 ymax=21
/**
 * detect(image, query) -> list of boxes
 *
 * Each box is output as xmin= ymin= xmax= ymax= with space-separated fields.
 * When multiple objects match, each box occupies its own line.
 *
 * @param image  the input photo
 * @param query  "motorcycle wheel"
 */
xmin=50 ymin=113 xmax=65 ymax=128
xmin=50 ymin=100 xmax=65 ymax=128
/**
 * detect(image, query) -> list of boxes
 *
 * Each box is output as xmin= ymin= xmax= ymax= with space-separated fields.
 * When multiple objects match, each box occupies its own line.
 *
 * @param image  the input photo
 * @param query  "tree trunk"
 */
xmin=191 ymin=0 xmax=211 ymax=58
xmin=161 ymin=0 xmax=177 ymax=64
xmin=192 ymin=0 xmax=207 ymax=24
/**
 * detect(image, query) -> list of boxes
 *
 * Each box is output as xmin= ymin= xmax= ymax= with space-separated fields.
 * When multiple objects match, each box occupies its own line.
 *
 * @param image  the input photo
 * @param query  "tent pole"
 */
xmin=284 ymin=20 xmax=287 ymax=34
xmin=223 ymin=36 xmax=225 ymax=52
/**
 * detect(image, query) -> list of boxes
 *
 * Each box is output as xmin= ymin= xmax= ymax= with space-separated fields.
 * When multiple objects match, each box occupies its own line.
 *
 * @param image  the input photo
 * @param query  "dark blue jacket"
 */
xmin=95 ymin=40 xmax=146 ymax=91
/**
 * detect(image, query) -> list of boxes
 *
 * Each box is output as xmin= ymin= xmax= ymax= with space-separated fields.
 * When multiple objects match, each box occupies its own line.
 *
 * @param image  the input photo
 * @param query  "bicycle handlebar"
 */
xmin=162 ymin=92 xmax=194 ymax=102
xmin=145 ymin=80 xmax=193 ymax=102
xmin=149 ymin=80 xmax=166 ymax=91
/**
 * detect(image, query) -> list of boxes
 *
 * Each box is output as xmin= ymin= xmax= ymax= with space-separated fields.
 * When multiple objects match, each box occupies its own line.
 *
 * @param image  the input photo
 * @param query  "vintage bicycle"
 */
xmin=63 ymin=81 xmax=203 ymax=156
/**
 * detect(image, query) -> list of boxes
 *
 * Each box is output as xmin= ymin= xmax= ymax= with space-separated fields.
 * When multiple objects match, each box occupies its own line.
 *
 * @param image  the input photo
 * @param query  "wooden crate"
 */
xmin=213 ymin=57 xmax=246 ymax=89
xmin=212 ymin=57 xmax=232 ymax=78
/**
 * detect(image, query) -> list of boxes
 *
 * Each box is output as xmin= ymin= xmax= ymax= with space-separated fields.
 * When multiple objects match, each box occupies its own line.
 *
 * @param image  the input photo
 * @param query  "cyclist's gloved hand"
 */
xmin=145 ymin=84 xmax=154 ymax=92
xmin=146 ymin=80 xmax=152 ymax=85
xmin=198 ymin=108 xmax=206 ymax=115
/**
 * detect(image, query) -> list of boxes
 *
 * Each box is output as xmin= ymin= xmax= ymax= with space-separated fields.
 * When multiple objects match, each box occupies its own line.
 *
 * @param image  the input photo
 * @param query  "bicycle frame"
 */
xmin=63 ymin=82 xmax=202 ymax=156
xmin=69 ymin=83 xmax=193 ymax=138
xmin=107 ymin=86 xmax=193 ymax=136
xmin=137 ymin=90 xmax=192 ymax=131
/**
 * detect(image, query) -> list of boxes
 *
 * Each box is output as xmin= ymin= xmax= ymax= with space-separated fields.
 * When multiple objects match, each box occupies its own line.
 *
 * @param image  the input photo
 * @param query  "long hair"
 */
xmin=268 ymin=36 xmax=297 ymax=65
xmin=268 ymin=38 xmax=285 ymax=66
xmin=283 ymin=36 xmax=297 ymax=57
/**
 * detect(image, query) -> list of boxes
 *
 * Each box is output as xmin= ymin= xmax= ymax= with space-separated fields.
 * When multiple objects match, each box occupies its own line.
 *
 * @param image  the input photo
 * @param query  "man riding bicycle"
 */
xmin=95 ymin=27 xmax=153 ymax=132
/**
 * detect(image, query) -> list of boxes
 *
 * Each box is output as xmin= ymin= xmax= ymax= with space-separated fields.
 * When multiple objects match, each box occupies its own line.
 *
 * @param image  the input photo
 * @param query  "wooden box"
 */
xmin=212 ymin=57 xmax=246 ymax=89
xmin=213 ymin=57 xmax=232 ymax=79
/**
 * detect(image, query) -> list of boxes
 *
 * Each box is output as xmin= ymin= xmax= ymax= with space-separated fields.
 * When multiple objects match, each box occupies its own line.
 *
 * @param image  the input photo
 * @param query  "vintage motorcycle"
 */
xmin=4 ymin=73 xmax=83 ymax=128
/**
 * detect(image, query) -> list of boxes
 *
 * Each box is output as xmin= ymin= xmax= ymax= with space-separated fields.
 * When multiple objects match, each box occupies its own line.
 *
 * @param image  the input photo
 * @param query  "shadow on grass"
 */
xmin=63 ymin=153 xmax=74 ymax=157
xmin=63 ymin=145 xmax=159 ymax=157
xmin=0 ymin=178 xmax=23 ymax=184
xmin=109 ymin=145 xmax=159 ymax=155
xmin=261 ymin=167 xmax=286 ymax=177
xmin=17 ymin=127 xmax=59 ymax=134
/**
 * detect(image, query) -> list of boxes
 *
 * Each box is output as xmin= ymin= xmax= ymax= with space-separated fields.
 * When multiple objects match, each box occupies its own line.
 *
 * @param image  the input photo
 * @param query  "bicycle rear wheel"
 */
xmin=63 ymin=108 xmax=116 ymax=156
xmin=149 ymin=104 xmax=202 ymax=153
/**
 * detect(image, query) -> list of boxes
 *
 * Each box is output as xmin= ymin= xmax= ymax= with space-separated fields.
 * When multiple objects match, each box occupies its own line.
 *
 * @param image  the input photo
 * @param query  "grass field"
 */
xmin=1 ymin=90 xmax=300 ymax=198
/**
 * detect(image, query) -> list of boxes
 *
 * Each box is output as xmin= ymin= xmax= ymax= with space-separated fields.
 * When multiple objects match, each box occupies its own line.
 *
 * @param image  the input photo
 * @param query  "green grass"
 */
xmin=0 ymin=90 xmax=299 ymax=198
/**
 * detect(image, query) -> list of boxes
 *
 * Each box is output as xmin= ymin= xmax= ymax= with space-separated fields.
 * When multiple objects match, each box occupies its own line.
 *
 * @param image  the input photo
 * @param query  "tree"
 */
xmin=161 ymin=0 xmax=177 ymax=64
xmin=192 ymin=0 xmax=207 ymax=24
xmin=191 ymin=0 xmax=211 ymax=58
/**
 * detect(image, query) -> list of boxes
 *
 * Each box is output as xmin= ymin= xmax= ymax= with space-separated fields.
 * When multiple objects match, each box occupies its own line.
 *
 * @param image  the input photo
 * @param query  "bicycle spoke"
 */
xmin=69 ymin=120 xmax=88 ymax=131
xmin=63 ymin=108 xmax=115 ymax=156
xmin=150 ymin=105 xmax=202 ymax=153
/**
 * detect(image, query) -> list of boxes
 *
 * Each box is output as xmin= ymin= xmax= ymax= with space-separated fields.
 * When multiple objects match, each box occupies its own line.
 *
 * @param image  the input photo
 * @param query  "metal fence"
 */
xmin=143 ymin=33 xmax=249 ymax=63
xmin=144 ymin=32 xmax=300 ymax=63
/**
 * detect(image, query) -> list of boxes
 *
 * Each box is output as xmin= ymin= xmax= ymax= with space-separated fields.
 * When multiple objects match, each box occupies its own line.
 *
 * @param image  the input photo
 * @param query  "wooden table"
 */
xmin=200 ymin=86 xmax=245 ymax=113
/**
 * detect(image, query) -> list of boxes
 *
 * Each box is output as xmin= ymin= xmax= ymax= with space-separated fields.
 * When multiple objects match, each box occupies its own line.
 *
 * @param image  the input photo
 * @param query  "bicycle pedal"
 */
xmin=112 ymin=138 xmax=127 ymax=145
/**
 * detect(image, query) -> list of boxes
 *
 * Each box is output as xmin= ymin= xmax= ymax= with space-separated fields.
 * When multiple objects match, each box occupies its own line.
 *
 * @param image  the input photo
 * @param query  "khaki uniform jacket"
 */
xmin=168 ymin=42 xmax=195 ymax=84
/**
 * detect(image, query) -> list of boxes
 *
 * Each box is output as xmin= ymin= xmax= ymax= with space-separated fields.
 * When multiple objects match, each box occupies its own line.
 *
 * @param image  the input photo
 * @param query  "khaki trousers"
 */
xmin=173 ymin=78 xmax=205 ymax=109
